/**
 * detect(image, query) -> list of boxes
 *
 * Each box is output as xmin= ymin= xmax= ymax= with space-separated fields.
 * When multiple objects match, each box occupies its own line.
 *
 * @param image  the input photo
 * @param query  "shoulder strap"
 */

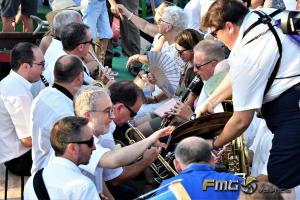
xmin=242 ymin=10 xmax=283 ymax=96
xmin=33 ymin=168 xmax=50 ymax=200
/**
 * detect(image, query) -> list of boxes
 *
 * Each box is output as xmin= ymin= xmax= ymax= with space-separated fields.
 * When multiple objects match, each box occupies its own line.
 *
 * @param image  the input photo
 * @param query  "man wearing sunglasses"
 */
xmin=0 ymin=42 xmax=44 ymax=180
xmin=43 ymin=22 xmax=95 ymax=87
xmin=169 ymin=40 xmax=226 ymax=123
xmin=74 ymin=84 xmax=161 ymax=199
xmin=24 ymin=116 xmax=100 ymax=199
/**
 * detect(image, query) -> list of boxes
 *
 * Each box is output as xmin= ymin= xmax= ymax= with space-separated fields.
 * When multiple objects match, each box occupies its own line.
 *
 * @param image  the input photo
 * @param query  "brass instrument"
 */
xmin=218 ymin=133 xmax=249 ymax=175
xmin=126 ymin=121 xmax=178 ymax=181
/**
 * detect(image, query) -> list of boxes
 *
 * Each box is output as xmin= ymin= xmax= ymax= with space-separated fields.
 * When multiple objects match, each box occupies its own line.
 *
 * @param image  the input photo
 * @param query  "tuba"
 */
xmin=126 ymin=121 xmax=178 ymax=182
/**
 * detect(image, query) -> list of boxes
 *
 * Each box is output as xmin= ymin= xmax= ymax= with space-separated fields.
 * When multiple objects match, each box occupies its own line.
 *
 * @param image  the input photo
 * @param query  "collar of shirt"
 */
xmin=9 ymin=70 xmax=32 ymax=91
xmin=51 ymin=156 xmax=81 ymax=174
xmin=181 ymin=163 xmax=214 ymax=174
xmin=52 ymin=83 xmax=73 ymax=100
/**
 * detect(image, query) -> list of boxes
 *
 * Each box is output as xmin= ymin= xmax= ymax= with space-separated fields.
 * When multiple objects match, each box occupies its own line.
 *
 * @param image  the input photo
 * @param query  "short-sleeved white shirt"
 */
xmin=80 ymin=134 xmax=122 ymax=192
xmin=100 ymin=122 xmax=124 ymax=181
xmin=24 ymin=157 xmax=100 ymax=200
xmin=0 ymin=70 xmax=32 ymax=163
xmin=228 ymin=8 xmax=300 ymax=111
xmin=31 ymin=87 xmax=75 ymax=174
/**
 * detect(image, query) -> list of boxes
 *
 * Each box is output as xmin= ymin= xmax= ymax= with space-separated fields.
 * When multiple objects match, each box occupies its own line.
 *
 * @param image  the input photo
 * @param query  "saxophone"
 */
xmin=160 ymin=76 xmax=201 ymax=129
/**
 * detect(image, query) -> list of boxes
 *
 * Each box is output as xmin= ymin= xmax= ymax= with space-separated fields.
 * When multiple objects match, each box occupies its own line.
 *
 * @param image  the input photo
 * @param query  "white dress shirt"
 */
xmin=31 ymin=87 xmax=74 ymax=174
xmin=250 ymin=119 xmax=273 ymax=177
xmin=184 ymin=0 xmax=201 ymax=30
xmin=80 ymin=133 xmax=122 ymax=192
xmin=24 ymin=157 xmax=100 ymax=200
xmin=100 ymin=122 xmax=124 ymax=181
xmin=228 ymin=8 xmax=300 ymax=111
xmin=0 ymin=70 xmax=32 ymax=163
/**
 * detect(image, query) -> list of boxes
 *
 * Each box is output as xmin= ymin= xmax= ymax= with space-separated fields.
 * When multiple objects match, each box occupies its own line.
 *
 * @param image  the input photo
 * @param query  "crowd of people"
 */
xmin=0 ymin=0 xmax=299 ymax=199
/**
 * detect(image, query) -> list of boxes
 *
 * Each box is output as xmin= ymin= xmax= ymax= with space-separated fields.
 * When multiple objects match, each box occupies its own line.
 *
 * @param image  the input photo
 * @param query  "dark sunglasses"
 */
xmin=194 ymin=60 xmax=214 ymax=69
xmin=175 ymin=47 xmax=193 ymax=56
xmin=65 ymin=136 xmax=94 ymax=148
xmin=31 ymin=61 xmax=45 ymax=67
xmin=210 ymin=27 xmax=222 ymax=38
xmin=123 ymin=104 xmax=137 ymax=118
xmin=78 ymin=39 xmax=93 ymax=46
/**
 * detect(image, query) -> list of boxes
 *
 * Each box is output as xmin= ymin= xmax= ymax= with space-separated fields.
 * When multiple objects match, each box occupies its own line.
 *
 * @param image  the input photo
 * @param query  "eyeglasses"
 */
xmin=175 ymin=47 xmax=193 ymax=56
xmin=194 ymin=60 xmax=215 ymax=69
xmin=90 ymin=107 xmax=115 ymax=117
xmin=65 ymin=136 xmax=94 ymax=148
xmin=31 ymin=61 xmax=45 ymax=67
xmin=78 ymin=39 xmax=93 ymax=46
xmin=158 ymin=18 xmax=172 ymax=25
xmin=123 ymin=104 xmax=137 ymax=118
xmin=210 ymin=27 xmax=222 ymax=38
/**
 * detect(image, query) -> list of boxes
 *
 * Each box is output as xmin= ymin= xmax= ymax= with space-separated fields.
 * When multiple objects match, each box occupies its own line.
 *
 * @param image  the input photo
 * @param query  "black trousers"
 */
xmin=5 ymin=149 xmax=32 ymax=176
xmin=261 ymin=82 xmax=300 ymax=189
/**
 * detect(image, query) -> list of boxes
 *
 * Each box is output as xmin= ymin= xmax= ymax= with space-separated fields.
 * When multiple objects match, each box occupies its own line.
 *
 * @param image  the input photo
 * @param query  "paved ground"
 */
xmin=0 ymin=164 xmax=29 ymax=200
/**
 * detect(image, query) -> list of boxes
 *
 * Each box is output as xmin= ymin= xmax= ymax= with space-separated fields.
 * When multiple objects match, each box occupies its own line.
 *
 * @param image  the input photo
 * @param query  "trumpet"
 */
xmin=126 ymin=121 xmax=178 ymax=181
xmin=89 ymin=42 xmax=114 ymax=81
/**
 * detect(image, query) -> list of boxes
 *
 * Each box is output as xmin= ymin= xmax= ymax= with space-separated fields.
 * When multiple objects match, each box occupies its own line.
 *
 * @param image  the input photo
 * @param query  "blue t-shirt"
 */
xmin=155 ymin=164 xmax=243 ymax=200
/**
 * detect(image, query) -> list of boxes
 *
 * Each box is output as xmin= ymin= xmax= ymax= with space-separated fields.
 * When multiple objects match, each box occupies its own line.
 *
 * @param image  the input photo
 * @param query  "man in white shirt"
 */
xmin=200 ymin=0 xmax=300 ymax=189
xmin=169 ymin=40 xmax=225 ymax=122
xmin=24 ymin=116 xmax=100 ymax=200
xmin=31 ymin=55 xmax=84 ymax=174
xmin=43 ymin=22 xmax=95 ymax=86
xmin=0 ymin=42 xmax=44 ymax=176
xmin=74 ymin=85 xmax=171 ymax=198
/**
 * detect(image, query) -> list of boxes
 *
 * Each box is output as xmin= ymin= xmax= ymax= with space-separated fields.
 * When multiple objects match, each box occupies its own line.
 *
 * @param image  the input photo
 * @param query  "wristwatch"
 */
xmin=212 ymin=138 xmax=222 ymax=151
xmin=190 ymin=113 xmax=196 ymax=120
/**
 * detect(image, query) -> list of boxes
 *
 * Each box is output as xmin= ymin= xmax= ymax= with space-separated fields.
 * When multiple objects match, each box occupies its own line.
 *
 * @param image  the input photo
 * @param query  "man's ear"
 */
xmin=82 ymin=111 xmax=90 ymax=119
xmin=173 ymin=159 xmax=183 ymax=173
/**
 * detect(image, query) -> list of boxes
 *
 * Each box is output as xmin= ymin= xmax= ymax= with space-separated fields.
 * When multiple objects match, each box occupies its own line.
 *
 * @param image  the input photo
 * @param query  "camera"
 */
xmin=281 ymin=10 xmax=300 ymax=35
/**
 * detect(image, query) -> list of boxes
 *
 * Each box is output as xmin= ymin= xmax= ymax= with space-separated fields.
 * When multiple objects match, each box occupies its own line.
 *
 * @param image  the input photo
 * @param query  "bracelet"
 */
xmin=128 ymin=12 xmax=133 ymax=20
xmin=212 ymin=138 xmax=222 ymax=151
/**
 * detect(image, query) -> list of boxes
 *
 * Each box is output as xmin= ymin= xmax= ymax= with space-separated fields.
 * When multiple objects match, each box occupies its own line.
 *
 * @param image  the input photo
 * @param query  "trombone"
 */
xmin=126 ymin=121 xmax=178 ymax=181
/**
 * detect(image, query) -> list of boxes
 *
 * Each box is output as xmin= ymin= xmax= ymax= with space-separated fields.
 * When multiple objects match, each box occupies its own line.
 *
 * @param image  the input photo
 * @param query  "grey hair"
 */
xmin=163 ymin=6 xmax=188 ymax=36
xmin=74 ymin=85 xmax=110 ymax=117
xmin=53 ymin=10 xmax=82 ymax=37
xmin=174 ymin=137 xmax=211 ymax=165
xmin=193 ymin=40 xmax=225 ymax=62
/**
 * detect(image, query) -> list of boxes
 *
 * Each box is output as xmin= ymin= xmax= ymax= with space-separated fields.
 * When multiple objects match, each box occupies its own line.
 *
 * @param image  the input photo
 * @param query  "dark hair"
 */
xmin=108 ymin=80 xmax=144 ymax=106
xmin=50 ymin=116 xmax=89 ymax=156
xmin=176 ymin=29 xmax=204 ymax=50
xmin=201 ymin=0 xmax=249 ymax=29
xmin=61 ymin=22 xmax=90 ymax=51
xmin=10 ymin=42 xmax=38 ymax=71
xmin=175 ymin=137 xmax=211 ymax=165
xmin=54 ymin=55 xmax=84 ymax=83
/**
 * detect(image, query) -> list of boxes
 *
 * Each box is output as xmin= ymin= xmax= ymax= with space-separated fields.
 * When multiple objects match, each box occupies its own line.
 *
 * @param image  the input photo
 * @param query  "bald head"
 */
xmin=175 ymin=137 xmax=211 ymax=165
xmin=54 ymin=55 xmax=84 ymax=83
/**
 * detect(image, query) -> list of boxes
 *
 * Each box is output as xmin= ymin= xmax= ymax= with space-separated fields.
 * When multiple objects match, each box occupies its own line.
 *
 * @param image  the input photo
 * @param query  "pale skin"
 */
xmin=98 ymin=126 xmax=174 ymax=169
xmin=196 ymin=21 xmax=256 ymax=148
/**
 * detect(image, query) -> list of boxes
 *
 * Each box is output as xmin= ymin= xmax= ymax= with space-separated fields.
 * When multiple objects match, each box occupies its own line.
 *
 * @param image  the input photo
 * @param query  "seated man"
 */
xmin=74 ymin=85 xmax=160 ymax=198
xmin=155 ymin=137 xmax=242 ymax=199
xmin=24 ymin=116 xmax=100 ymax=199
xmin=0 ymin=42 xmax=44 ymax=176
